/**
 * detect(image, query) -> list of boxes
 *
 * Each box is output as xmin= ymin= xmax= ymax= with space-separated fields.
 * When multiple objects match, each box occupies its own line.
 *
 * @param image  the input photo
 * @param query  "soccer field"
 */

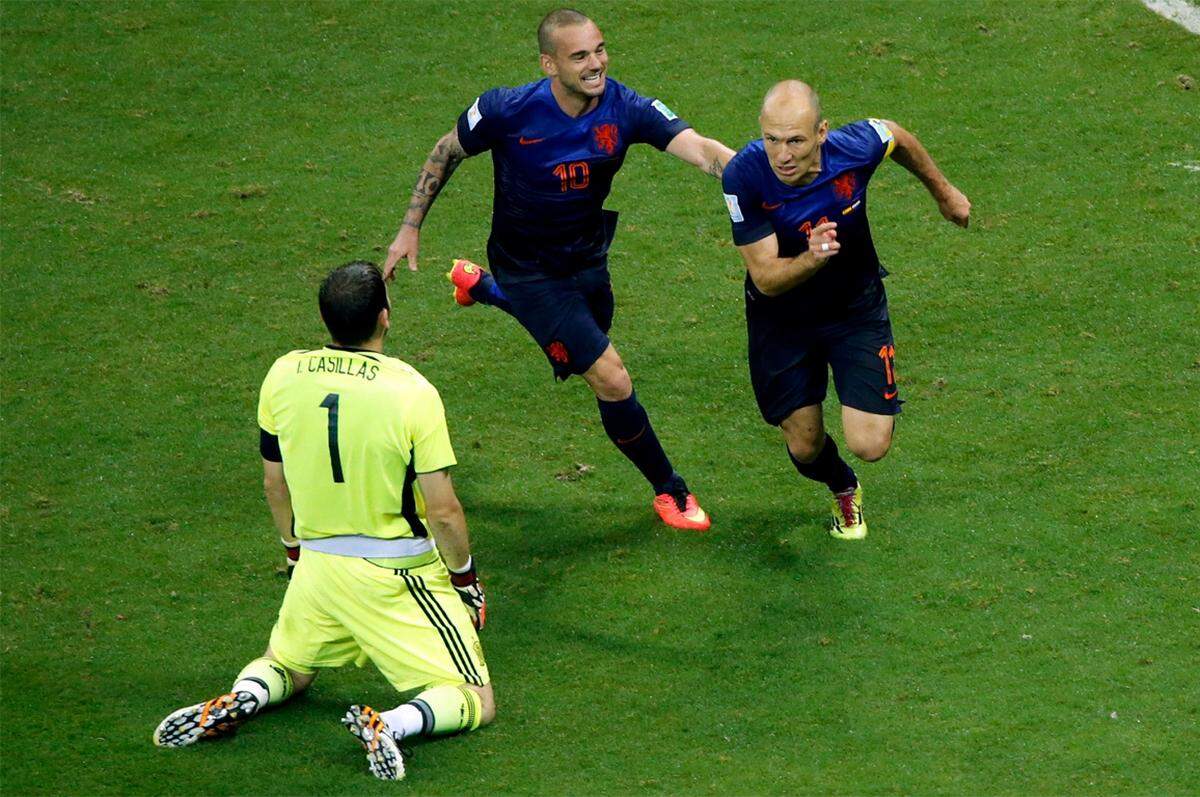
xmin=2 ymin=1 xmax=1197 ymax=794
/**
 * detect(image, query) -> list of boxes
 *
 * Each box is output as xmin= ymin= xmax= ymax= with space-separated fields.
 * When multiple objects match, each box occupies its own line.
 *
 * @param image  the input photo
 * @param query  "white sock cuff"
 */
xmin=231 ymin=679 xmax=270 ymax=707
xmin=380 ymin=704 xmax=425 ymax=740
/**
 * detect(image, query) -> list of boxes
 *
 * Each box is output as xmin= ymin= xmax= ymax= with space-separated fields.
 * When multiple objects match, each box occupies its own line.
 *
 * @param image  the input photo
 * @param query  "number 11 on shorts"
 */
xmin=878 ymin=345 xmax=897 ymax=399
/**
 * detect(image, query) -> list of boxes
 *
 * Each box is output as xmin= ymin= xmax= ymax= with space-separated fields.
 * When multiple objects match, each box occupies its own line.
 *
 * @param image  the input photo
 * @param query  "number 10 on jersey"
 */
xmin=553 ymin=161 xmax=589 ymax=191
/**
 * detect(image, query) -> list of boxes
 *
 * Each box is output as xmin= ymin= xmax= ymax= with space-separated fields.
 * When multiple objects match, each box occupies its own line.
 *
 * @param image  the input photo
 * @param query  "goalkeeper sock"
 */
xmin=789 ymin=435 xmax=857 ymax=494
xmin=231 ymin=657 xmax=295 ymax=710
xmin=381 ymin=685 xmax=483 ymax=740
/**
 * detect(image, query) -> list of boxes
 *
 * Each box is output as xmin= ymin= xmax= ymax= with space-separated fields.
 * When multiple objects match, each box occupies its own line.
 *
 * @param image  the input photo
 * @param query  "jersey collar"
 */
xmin=325 ymin=344 xmax=380 ymax=360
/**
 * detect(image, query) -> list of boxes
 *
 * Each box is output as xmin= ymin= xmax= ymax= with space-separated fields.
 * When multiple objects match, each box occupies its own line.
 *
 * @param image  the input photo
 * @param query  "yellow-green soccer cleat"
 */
xmin=153 ymin=691 xmax=260 ymax=748
xmin=342 ymin=704 xmax=406 ymax=781
xmin=830 ymin=484 xmax=867 ymax=540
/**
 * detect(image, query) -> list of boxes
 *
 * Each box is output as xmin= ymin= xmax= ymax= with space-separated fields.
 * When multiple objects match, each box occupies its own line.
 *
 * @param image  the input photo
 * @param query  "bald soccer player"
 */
xmin=382 ymin=8 xmax=734 ymax=532
xmin=721 ymin=81 xmax=970 ymax=539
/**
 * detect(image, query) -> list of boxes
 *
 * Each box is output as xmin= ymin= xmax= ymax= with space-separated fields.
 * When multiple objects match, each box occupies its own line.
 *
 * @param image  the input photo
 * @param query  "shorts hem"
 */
xmin=267 ymin=645 xmax=319 ymax=676
xmin=838 ymin=396 xmax=904 ymax=416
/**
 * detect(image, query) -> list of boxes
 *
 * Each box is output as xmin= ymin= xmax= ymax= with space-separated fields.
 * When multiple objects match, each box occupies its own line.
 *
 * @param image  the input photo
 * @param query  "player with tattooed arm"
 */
xmin=382 ymin=9 xmax=734 ymax=532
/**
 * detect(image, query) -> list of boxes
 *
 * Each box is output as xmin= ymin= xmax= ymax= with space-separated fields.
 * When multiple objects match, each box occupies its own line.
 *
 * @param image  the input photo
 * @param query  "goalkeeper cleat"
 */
xmin=153 ymin=690 xmax=260 ymax=748
xmin=830 ymin=483 xmax=867 ymax=540
xmin=447 ymin=258 xmax=485 ymax=307
xmin=342 ymin=704 xmax=406 ymax=781
xmin=653 ymin=491 xmax=711 ymax=532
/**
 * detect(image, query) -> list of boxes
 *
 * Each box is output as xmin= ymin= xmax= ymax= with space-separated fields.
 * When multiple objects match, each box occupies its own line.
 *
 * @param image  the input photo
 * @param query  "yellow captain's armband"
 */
xmin=868 ymin=118 xmax=896 ymax=158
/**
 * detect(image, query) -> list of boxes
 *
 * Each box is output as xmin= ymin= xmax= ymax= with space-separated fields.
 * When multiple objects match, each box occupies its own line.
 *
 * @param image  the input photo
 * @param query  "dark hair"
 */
xmin=318 ymin=261 xmax=388 ymax=346
xmin=537 ymin=8 xmax=591 ymax=55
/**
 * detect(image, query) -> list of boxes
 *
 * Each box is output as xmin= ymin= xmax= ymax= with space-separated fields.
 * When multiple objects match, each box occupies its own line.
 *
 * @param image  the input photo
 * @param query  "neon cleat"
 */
xmin=447 ymin=258 xmax=485 ymax=307
xmin=153 ymin=690 xmax=260 ymax=748
xmin=342 ymin=704 xmax=406 ymax=781
xmin=653 ymin=491 xmax=711 ymax=531
xmin=830 ymin=483 xmax=867 ymax=540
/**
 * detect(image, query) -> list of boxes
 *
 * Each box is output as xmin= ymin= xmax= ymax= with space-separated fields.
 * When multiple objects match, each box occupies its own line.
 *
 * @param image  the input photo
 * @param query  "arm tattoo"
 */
xmin=403 ymin=130 xmax=468 ymax=227
xmin=705 ymin=156 xmax=724 ymax=178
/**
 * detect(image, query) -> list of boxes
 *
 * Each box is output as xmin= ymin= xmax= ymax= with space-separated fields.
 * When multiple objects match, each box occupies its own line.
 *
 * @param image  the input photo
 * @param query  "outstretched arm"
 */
xmin=666 ymin=129 xmax=737 ymax=178
xmin=383 ymin=128 xmax=471 ymax=278
xmin=883 ymin=120 xmax=971 ymax=227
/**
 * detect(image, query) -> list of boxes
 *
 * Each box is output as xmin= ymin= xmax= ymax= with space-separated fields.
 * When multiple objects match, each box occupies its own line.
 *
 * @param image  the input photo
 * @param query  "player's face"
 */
xmin=542 ymin=22 xmax=608 ymax=100
xmin=760 ymin=113 xmax=829 ymax=185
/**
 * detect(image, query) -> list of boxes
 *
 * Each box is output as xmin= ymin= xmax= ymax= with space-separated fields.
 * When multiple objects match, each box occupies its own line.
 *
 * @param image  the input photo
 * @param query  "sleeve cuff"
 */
xmin=732 ymin=222 xmax=775 ymax=247
xmin=259 ymin=428 xmax=282 ymax=462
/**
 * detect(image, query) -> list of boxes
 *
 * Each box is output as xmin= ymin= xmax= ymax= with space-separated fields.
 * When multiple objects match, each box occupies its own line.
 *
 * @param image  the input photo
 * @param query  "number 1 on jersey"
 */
xmin=320 ymin=393 xmax=345 ymax=483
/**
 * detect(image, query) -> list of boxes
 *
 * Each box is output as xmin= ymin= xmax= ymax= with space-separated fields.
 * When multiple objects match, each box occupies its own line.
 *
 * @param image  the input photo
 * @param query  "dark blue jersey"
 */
xmin=722 ymin=119 xmax=895 ymax=323
xmin=457 ymin=78 xmax=690 ymax=280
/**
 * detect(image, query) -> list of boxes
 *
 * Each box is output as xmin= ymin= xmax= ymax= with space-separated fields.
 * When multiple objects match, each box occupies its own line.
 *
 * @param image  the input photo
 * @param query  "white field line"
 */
xmin=1141 ymin=0 xmax=1200 ymax=33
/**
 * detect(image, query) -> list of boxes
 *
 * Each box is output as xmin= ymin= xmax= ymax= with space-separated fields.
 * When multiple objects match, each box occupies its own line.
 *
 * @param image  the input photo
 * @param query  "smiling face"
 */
xmin=759 ymin=81 xmax=829 ymax=185
xmin=540 ymin=20 xmax=608 ymax=105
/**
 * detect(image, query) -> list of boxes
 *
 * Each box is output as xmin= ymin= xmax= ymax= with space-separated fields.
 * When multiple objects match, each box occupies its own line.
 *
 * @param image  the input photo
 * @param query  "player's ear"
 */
xmin=817 ymin=119 xmax=829 ymax=143
xmin=378 ymin=307 xmax=390 ymax=336
xmin=540 ymin=52 xmax=557 ymax=78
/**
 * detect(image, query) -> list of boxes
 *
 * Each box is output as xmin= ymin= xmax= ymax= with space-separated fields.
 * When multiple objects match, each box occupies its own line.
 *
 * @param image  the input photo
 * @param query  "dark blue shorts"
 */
xmin=495 ymin=265 xmax=615 ymax=381
xmin=747 ymin=302 xmax=902 ymax=425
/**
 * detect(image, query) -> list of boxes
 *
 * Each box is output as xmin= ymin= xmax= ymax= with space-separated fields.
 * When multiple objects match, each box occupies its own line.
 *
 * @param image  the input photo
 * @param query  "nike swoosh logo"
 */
xmin=761 ymin=201 xmax=782 ymax=210
xmin=518 ymin=136 xmax=545 ymax=145
xmin=616 ymin=428 xmax=646 ymax=445
xmin=884 ymin=390 xmax=897 ymax=400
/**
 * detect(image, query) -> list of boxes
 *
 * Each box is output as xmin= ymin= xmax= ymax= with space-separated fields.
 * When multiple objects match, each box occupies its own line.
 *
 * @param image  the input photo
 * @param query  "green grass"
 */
xmin=3 ymin=1 xmax=1198 ymax=794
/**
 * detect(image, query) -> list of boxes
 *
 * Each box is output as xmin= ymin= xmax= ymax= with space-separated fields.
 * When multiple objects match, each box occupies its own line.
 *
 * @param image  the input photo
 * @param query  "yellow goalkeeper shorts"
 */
xmin=268 ymin=549 xmax=489 ymax=692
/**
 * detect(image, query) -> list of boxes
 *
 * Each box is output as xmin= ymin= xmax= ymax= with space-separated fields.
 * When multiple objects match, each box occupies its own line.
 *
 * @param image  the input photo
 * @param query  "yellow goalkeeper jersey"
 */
xmin=257 ymin=345 xmax=456 ymax=541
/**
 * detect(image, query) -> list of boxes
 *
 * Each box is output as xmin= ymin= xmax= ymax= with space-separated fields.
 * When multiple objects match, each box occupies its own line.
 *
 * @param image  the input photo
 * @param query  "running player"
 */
xmin=721 ymin=81 xmax=970 ymax=539
xmin=382 ymin=9 xmax=735 ymax=532
xmin=153 ymin=262 xmax=493 ymax=781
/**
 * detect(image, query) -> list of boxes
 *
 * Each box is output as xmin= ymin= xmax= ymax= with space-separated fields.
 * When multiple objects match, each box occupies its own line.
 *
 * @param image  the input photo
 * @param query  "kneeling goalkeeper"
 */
xmin=153 ymin=261 xmax=494 ymax=781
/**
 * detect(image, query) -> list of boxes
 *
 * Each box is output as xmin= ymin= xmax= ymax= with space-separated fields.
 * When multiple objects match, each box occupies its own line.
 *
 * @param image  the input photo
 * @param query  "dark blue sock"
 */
xmin=597 ymin=392 xmax=676 ymax=493
xmin=469 ymin=272 xmax=514 ymax=316
xmin=789 ymin=435 xmax=857 ymax=494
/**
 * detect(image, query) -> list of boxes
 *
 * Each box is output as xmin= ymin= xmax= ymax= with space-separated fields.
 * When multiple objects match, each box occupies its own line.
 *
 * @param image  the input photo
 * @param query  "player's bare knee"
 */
xmin=848 ymin=433 xmax=891 ymax=463
xmin=588 ymin=362 xmax=632 ymax=401
xmin=780 ymin=421 xmax=824 ymax=462
xmin=785 ymin=434 xmax=823 ymax=463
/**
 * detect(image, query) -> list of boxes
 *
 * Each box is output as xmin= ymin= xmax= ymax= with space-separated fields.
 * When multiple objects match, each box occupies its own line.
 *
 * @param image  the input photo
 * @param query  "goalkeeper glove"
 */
xmin=448 ymin=556 xmax=486 ymax=630
xmin=282 ymin=538 xmax=300 ymax=580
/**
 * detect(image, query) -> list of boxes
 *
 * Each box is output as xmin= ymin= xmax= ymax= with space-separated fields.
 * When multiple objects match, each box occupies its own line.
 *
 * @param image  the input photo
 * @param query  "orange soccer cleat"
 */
xmin=446 ymin=258 xmax=486 ymax=306
xmin=653 ymin=491 xmax=711 ymax=532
